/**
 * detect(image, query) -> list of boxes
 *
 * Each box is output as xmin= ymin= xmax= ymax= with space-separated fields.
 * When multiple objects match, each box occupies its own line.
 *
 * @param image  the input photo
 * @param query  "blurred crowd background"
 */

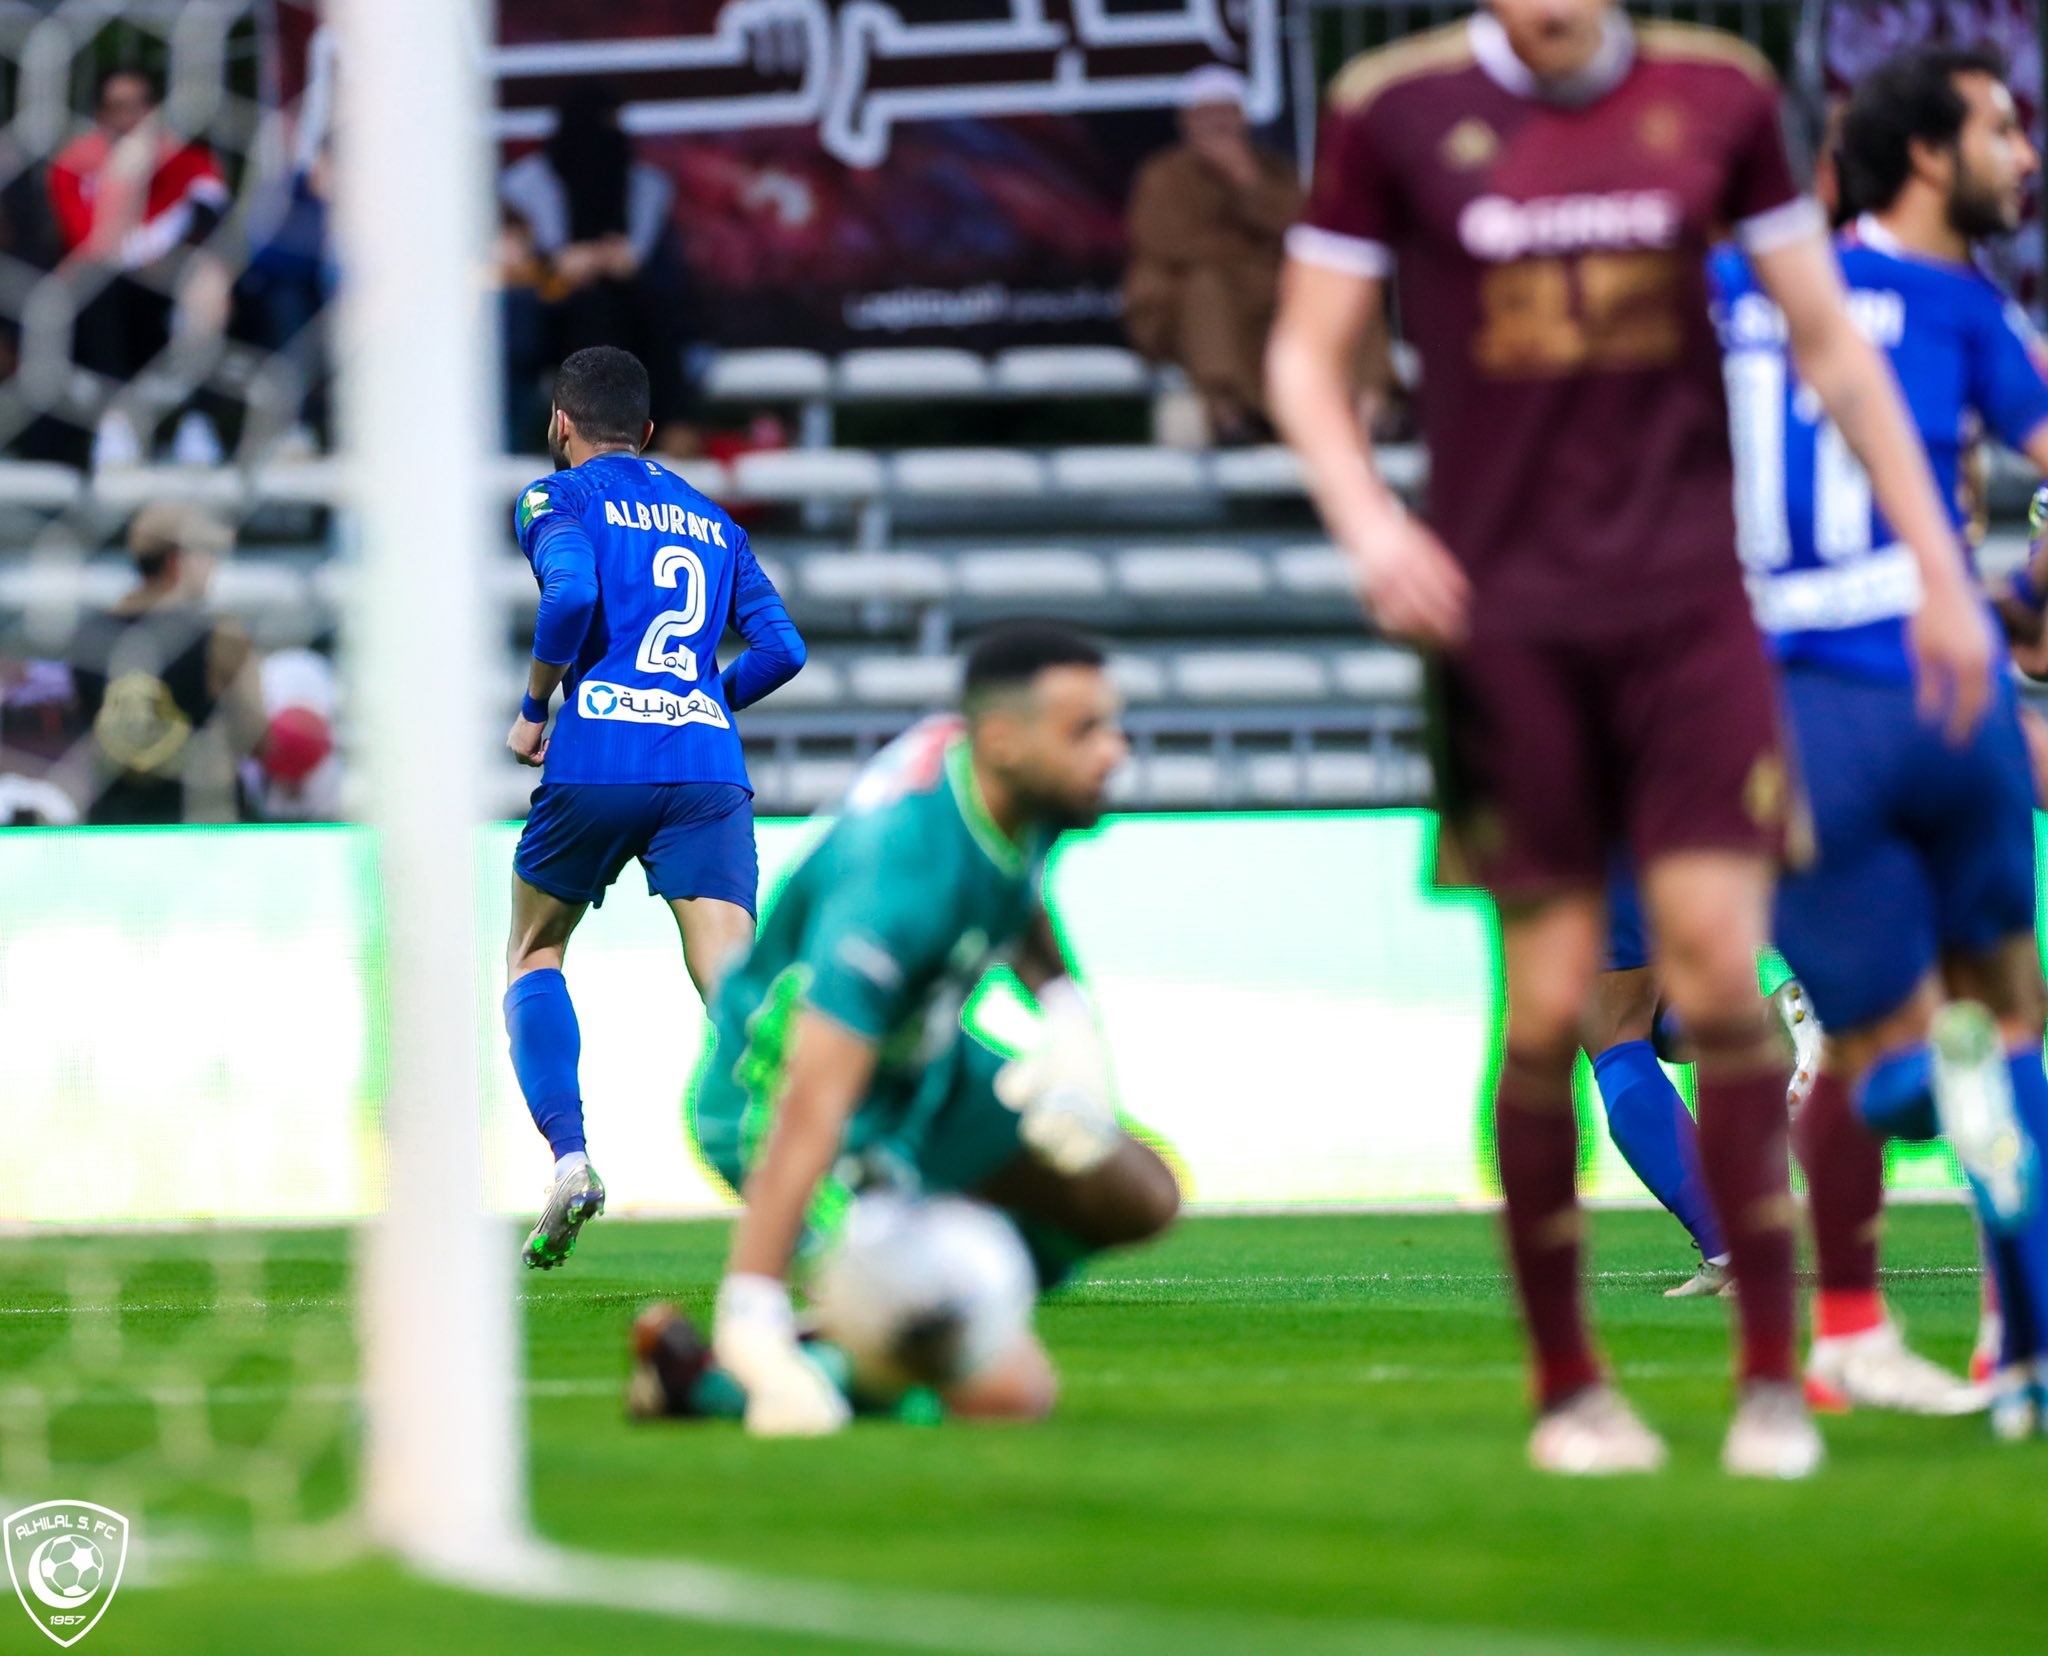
xmin=0 ymin=0 xmax=2037 ymax=828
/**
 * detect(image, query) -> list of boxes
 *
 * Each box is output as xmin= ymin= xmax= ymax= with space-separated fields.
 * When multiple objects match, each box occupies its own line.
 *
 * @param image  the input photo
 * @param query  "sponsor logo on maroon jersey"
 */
xmin=1457 ymin=191 xmax=1682 ymax=262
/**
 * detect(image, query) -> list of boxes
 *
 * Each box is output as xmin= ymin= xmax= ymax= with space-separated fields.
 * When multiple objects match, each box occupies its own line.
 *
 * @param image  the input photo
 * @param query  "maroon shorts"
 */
xmin=1430 ymin=588 xmax=1790 ymax=904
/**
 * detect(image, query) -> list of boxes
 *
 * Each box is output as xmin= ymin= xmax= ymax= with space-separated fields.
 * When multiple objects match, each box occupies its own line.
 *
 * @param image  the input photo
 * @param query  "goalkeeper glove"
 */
xmin=993 ymin=978 xmax=1121 ymax=1175
xmin=713 ymin=1273 xmax=851 ymax=1438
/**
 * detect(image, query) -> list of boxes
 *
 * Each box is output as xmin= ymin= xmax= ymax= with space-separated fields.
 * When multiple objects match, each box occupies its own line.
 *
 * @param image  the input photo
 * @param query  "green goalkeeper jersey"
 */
xmin=712 ymin=717 xmax=1050 ymax=1091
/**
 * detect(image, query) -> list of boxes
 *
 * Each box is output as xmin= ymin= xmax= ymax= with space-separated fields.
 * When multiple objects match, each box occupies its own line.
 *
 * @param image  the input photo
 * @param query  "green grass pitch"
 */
xmin=6 ymin=1206 xmax=2047 ymax=1655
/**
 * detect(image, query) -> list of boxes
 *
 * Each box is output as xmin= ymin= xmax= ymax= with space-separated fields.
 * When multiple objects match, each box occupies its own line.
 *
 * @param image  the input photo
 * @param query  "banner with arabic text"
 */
xmin=489 ymin=0 xmax=1290 ymax=352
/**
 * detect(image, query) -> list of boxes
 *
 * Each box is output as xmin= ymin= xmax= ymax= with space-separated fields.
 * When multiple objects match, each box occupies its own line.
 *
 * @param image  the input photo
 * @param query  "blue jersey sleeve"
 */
xmin=720 ymin=533 xmax=806 ymax=710
xmin=1970 ymin=287 xmax=2048 ymax=453
xmin=515 ymin=470 xmax=599 ymax=667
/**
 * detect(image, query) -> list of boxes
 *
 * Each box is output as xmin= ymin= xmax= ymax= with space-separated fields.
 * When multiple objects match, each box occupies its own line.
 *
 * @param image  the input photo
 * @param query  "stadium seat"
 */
xmin=702 ymin=349 xmax=832 ymax=402
xmin=1303 ymin=751 xmax=1403 ymax=802
xmin=491 ymin=454 xmax=553 ymax=502
xmin=1133 ymin=751 xmax=1225 ymax=806
xmin=891 ymin=449 xmax=1047 ymax=498
xmin=1207 ymin=446 xmax=1304 ymax=497
xmin=308 ymin=560 xmax=354 ymax=614
xmin=800 ymin=550 xmax=952 ymax=603
xmin=1116 ymin=547 xmax=1268 ymax=600
xmin=0 ymin=558 xmax=130 ymax=612
xmin=209 ymin=560 xmax=312 ymax=618
xmin=952 ymin=547 xmax=1110 ymax=600
xmin=783 ymin=755 xmax=861 ymax=807
xmin=731 ymin=448 xmax=886 ymax=503
xmin=1106 ymin=654 xmax=1168 ymax=703
xmin=1174 ymin=650 xmax=1330 ymax=702
xmin=1049 ymin=446 xmax=1203 ymax=496
xmin=1332 ymin=649 xmax=1425 ymax=701
xmin=90 ymin=465 xmax=244 ymax=514
xmin=0 ymin=462 xmax=84 ymax=510
xmin=847 ymin=653 xmax=957 ymax=706
xmin=648 ymin=455 xmax=734 ymax=498
xmin=1375 ymin=444 xmax=1429 ymax=492
xmin=1272 ymin=544 xmax=1352 ymax=596
xmin=1243 ymin=751 xmax=1307 ymax=804
xmin=992 ymin=346 xmax=1151 ymax=397
xmin=836 ymin=349 xmax=991 ymax=399
xmin=250 ymin=458 xmax=350 ymax=508
xmin=748 ymin=657 xmax=844 ymax=710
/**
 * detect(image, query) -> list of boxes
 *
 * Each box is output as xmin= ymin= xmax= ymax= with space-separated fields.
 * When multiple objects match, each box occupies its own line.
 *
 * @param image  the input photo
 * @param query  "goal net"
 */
xmin=0 ymin=0 xmax=521 ymax=1576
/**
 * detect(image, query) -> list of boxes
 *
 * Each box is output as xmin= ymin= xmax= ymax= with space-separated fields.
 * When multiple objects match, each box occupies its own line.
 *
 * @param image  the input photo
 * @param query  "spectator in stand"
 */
xmin=499 ymin=85 xmax=698 ymax=454
xmin=65 ymin=502 xmax=264 ymax=825
xmin=50 ymin=68 xmax=234 ymax=468
xmin=1124 ymin=67 xmax=1302 ymax=447
xmin=240 ymin=137 xmax=336 ymax=457
xmin=244 ymin=646 xmax=343 ymax=822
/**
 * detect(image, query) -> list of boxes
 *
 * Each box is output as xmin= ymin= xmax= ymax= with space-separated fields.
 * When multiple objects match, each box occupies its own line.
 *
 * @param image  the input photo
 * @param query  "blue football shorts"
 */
xmin=514 ymin=780 xmax=758 ymax=913
xmin=1772 ymin=666 xmax=2036 ymax=1031
xmin=1602 ymin=851 xmax=1652 ymax=975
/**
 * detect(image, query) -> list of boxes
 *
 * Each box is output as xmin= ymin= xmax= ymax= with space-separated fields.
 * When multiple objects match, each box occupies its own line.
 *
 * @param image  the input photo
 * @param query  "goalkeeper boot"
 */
xmin=522 ymin=1157 xmax=605 ymax=1270
xmin=627 ymin=1303 xmax=723 ymax=1420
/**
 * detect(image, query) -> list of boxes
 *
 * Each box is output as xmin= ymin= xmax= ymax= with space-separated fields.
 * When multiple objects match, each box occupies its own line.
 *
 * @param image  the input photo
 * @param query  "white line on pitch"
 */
xmin=430 ymin=1535 xmax=1816 ymax=1656
xmin=0 ymin=1264 xmax=1986 ymax=1317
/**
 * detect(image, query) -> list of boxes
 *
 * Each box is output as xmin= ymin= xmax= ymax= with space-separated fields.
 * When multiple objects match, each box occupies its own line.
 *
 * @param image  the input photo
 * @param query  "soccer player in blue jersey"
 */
xmin=503 ymin=346 xmax=806 ymax=1269
xmin=1586 ymin=869 xmax=1820 ymax=1300
xmin=1716 ymin=46 xmax=2048 ymax=1424
xmin=1584 ymin=866 xmax=1731 ymax=1297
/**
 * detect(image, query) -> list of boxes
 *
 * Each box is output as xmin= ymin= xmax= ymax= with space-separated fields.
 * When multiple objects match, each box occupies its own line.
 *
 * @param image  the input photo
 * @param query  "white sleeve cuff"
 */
xmin=1735 ymin=196 xmax=1826 ymax=255
xmin=1285 ymin=224 xmax=1393 ymax=280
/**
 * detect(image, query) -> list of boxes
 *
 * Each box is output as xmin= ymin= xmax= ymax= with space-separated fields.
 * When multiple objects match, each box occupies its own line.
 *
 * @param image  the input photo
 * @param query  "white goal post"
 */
xmin=334 ymin=0 xmax=528 ymax=1567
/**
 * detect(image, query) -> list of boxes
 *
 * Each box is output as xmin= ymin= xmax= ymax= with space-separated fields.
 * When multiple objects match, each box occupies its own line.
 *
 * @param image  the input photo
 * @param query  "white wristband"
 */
xmin=717 ymin=1272 xmax=793 ymax=1334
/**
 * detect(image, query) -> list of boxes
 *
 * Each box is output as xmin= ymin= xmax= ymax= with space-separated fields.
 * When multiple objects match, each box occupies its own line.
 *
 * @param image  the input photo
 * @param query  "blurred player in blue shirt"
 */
xmin=1718 ymin=47 xmax=2048 ymax=1425
xmin=502 ymin=346 xmax=805 ymax=1270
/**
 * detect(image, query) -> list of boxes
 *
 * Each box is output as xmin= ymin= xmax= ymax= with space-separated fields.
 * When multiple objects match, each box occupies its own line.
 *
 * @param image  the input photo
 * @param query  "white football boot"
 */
xmin=1722 ymin=1382 xmax=1825 ymax=1479
xmin=1930 ymin=1001 xmax=2035 ymax=1232
xmin=1987 ymin=1362 xmax=2043 ymax=1442
xmin=1805 ymin=1320 xmax=1986 ymax=1416
xmin=1528 ymin=1386 xmax=1668 ymax=1476
xmin=1774 ymin=980 xmax=1823 ymax=1114
xmin=1665 ymin=1255 xmax=1733 ymax=1299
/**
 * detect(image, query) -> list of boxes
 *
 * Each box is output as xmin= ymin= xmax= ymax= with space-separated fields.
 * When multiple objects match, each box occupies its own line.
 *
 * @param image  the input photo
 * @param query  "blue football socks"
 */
xmin=1988 ymin=1048 xmax=2048 ymax=1364
xmin=504 ymin=967 xmax=586 ymax=1160
xmin=1856 ymin=1045 xmax=1939 ymax=1142
xmin=1590 ymin=1040 xmax=1725 ymax=1261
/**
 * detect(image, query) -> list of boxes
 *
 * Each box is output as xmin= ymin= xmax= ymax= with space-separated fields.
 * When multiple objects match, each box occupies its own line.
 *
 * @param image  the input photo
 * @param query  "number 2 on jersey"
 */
xmin=636 ymin=544 xmax=708 ymax=681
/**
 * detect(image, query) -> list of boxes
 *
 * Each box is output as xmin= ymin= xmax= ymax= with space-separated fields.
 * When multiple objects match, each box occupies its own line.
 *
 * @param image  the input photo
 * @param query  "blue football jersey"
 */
xmin=513 ymin=453 xmax=761 ymax=787
xmin=1713 ymin=219 xmax=2048 ymax=680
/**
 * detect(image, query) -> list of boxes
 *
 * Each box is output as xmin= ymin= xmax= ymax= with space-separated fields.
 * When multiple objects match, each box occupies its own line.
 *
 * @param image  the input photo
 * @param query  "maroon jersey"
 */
xmin=1293 ymin=13 xmax=1818 ymax=639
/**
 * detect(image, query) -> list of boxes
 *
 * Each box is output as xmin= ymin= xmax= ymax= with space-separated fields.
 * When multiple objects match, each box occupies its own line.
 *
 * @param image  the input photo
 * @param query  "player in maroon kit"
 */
xmin=1268 ymin=0 xmax=1994 ymax=1477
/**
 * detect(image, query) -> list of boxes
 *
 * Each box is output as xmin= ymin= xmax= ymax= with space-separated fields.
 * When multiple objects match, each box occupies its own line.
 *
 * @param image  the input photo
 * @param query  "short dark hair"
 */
xmin=552 ymin=346 xmax=650 ymax=447
xmin=962 ymin=622 xmax=1106 ymax=714
xmin=1838 ymin=45 xmax=2008 ymax=217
